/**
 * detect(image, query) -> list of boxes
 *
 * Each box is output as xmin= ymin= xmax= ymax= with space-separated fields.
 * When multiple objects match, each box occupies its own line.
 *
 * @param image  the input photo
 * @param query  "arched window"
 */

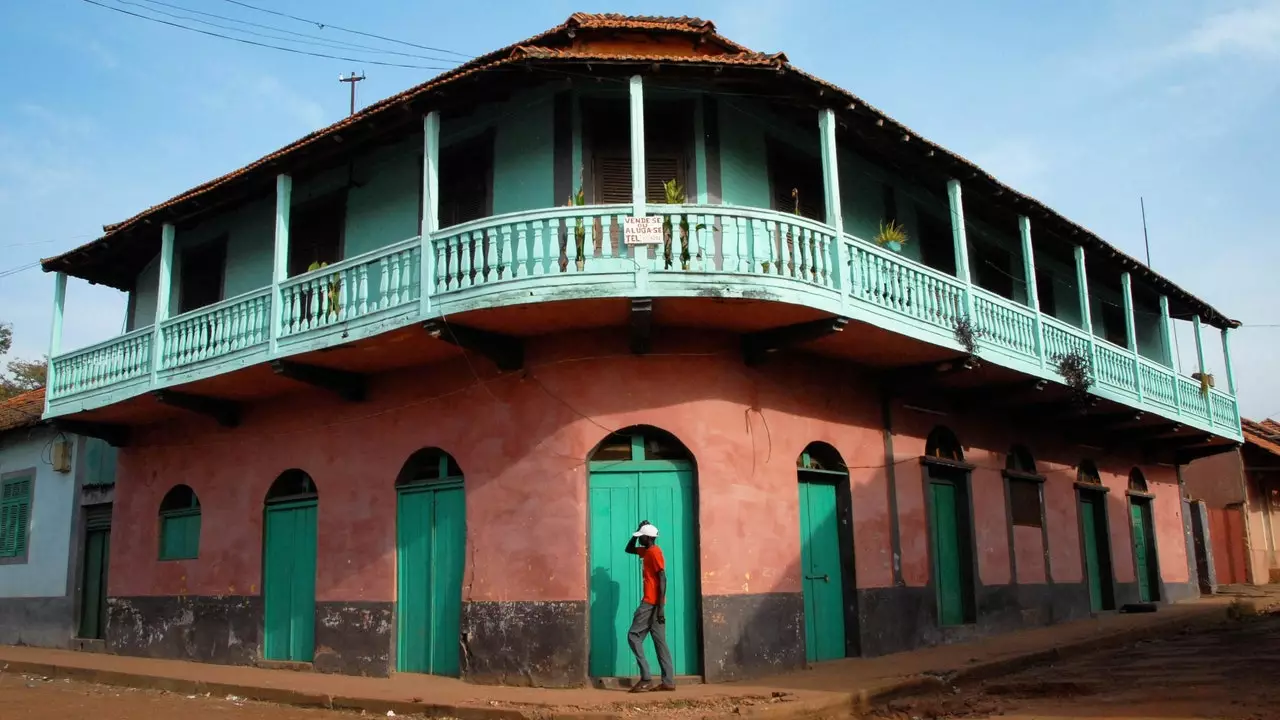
xmin=1128 ymin=468 xmax=1148 ymax=493
xmin=159 ymin=485 xmax=201 ymax=561
xmin=797 ymin=442 xmax=847 ymax=474
xmin=1077 ymin=460 xmax=1102 ymax=485
xmin=1006 ymin=445 xmax=1037 ymax=475
xmin=589 ymin=426 xmax=691 ymax=464
xmin=925 ymin=426 xmax=964 ymax=462
xmin=266 ymin=469 xmax=317 ymax=504
xmin=397 ymin=448 xmax=463 ymax=487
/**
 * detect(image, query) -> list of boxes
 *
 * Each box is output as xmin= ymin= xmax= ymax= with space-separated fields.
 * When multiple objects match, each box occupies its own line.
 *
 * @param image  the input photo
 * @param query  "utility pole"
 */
xmin=339 ymin=71 xmax=366 ymax=116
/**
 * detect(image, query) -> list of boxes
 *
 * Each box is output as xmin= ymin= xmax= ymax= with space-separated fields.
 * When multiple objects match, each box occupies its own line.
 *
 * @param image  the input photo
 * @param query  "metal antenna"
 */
xmin=339 ymin=71 xmax=366 ymax=116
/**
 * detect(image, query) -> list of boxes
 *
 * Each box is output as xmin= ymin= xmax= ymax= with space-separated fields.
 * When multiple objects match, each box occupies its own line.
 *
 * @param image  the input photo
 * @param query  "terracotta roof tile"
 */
xmin=1242 ymin=418 xmax=1280 ymax=457
xmin=40 ymin=13 xmax=1237 ymax=329
xmin=0 ymin=388 xmax=45 ymax=433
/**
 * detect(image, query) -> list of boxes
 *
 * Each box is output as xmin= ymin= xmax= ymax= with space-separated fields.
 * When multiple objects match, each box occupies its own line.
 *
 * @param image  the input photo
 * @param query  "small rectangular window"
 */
xmin=1009 ymin=479 xmax=1043 ymax=528
xmin=159 ymin=510 xmax=201 ymax=560
xmin=0 ymin=476 xmax=32 ymax=559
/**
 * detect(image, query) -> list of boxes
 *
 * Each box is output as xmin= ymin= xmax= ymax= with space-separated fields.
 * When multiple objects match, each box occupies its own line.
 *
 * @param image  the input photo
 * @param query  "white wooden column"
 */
xmin=1121 ymin=272 xmax=1142 ymax=401
xmin=1073 ymin=245 xmax=1098 ymax=371
xmin=818 ymin=108 xmax=847 ymax=306
xmin=1018 ymin=216 xmax=1044 ymax=367
xmin=269 ymin=174 xmax=292 ymax=354
xmin=149 ymin=222 xmax=176 ymax=381
xmin=419 ymin=111 xmax=440 ymax=317
xmin=629 ymin=75 xmax=648 ymax=292
xmin=44 ymin=271 xmax=67 ymax=411
xmin=1194 ymin=314 xmax=1213 ymax=424
xmin=946 ymin=179 xmax=975 ymax=319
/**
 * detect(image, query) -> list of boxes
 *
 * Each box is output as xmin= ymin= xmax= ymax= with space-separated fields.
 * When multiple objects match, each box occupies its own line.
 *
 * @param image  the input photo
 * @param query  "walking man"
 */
xmin=625 ymin=519 xmax=675 ymax=692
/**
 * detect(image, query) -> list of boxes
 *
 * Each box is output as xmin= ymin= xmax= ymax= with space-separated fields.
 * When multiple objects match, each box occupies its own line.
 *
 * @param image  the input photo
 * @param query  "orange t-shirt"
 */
xmin=639 ymin=545 xmax=666 ymax=605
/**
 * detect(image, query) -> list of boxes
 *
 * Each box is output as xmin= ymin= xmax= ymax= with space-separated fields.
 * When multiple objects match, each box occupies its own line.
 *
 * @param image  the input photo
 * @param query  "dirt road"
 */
xmin=874 ymin=612 xmax=1280 ymax=720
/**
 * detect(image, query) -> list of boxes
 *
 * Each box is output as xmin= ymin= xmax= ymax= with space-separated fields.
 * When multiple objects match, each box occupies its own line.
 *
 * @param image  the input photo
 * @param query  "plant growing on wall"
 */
xmin=1052 ymin=349 xmax=1094 ymax=404
xmin=659 ymin=179 xmax=705 ymax=270
xmin=875 ymin=219 xmax=908 ymax=252
xmin=566 ymin=187 xmax=586 ymax=271
xmin=307 ymin=260 xmax=342 ymax=317
xmin=952 ymin=315 xmax=981 ymax=356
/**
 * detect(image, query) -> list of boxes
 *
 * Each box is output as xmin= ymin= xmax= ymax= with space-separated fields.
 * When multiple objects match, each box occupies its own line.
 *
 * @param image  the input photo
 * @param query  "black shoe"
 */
xmin=629 ymin=680 xmax=656 ymax=693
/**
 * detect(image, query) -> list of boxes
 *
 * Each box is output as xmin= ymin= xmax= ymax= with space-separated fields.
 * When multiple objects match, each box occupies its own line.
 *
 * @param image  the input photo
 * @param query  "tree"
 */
xmin=0 ymin=322 xmax=47 ymax=400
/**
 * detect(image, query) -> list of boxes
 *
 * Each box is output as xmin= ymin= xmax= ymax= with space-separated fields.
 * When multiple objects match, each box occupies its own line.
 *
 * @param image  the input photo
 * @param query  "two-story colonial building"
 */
xmin=39 ymin=14 xmax=1243 ymax=685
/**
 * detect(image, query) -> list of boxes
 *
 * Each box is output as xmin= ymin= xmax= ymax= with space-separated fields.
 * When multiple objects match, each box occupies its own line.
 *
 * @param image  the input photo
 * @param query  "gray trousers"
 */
xmin=627 ymin=602 xmax=674 ymax=685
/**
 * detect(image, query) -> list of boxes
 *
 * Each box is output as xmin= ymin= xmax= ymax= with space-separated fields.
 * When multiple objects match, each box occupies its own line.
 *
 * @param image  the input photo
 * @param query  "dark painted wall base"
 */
xmin=0 ymin=596 xmax=75 ymax=648
xmin=1162 ymin=581 xmax=1199 ymax=604
xmin=461 ymin=600 xmax=587 ymax=687
xmin=107 ymin=595 xmax=262 ymax=666
xmin=702 ymin=592 xmax=804 ymax=683
xmin=315 ymin=601 xmax=393 ymax=677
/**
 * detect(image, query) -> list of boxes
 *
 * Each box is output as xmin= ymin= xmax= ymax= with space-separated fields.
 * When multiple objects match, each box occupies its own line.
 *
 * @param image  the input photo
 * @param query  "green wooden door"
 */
xmin=263 ymin=501 xmax=318 ymax=662
xmin=929 ymin=480 xmax=967 ymax=626
xmin=798 ymin=479 xmax=845 ymax=662
xmin=588 ymin=464 xmax=698 ymax=678
xmin=1080 ymin=492 xmax=1114 ymax=612
xmin=78 ymin=508 xmax=111 ymax=640
xmin=396 ymin=481 xmax=465 ymax=675
xmin=1130 ymin=500 xmax=1159 ymax=603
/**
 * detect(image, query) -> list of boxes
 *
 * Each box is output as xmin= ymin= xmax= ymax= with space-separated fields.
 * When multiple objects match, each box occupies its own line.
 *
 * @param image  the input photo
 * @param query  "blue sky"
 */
xmin=1 ymin=0 xmax=1277 ymax=416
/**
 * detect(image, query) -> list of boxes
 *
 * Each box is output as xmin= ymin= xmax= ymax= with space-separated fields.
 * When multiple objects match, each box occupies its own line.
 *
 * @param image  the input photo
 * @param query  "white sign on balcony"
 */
xmin=623 ymin=216 xmax=665 ymax=246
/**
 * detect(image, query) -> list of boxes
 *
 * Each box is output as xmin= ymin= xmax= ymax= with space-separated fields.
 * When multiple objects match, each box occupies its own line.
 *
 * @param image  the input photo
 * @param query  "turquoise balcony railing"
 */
xmin=43 ymin=203 xmax=1242 ymax=441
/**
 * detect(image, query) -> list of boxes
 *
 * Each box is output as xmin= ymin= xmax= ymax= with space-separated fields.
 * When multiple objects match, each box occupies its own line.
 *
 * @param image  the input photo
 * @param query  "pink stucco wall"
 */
xmin=1012 ymin=526 xmax=1046 ymax=583
xmin=108 ymin=327 xmax=1195 ymax=606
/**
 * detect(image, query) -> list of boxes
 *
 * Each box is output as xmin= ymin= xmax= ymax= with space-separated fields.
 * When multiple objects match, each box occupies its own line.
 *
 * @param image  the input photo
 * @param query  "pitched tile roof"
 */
xmin=1241 ymin=418 xmax=1280 ymax=457
xmin=0 ymin=388 xmax=46 ymax=434
xmin=40 ymin=13 xmax=1237 ymax=328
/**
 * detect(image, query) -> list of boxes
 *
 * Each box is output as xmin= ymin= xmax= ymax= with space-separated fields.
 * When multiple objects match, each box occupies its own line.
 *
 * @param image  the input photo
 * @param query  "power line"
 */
xmin=128 ymin=0 xmax=461 ymax=63
xmin=0 ymin=262 xmax=40 ymax=280
xmin=80 ymin=0 xmax=452 ymax=71
xmin=219 ymin=0 xmax=472 ymax=59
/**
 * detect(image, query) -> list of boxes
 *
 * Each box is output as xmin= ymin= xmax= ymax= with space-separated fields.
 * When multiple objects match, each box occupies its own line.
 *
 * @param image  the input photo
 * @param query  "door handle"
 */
xmin=805 ymin=574 xmax=830 ymax=582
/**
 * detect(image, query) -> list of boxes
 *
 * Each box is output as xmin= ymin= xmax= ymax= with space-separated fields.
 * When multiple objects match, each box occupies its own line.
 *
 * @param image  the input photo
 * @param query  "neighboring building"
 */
xmin=37 ymin=15 xmax=1244 ymax=684
xmin=1184 ymin=419 xmax=1280 ymax=585
xmin=0 ymin=388 xmax=116 ymax=648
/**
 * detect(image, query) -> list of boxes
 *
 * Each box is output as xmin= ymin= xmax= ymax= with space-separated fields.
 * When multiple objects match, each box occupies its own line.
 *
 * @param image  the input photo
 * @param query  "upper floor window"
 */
xmin=1078 ymin=459 xmax=1102 ymax=485
xmin=925 ymin=426 xmax=964 ymax=463
xmin=439 ymin=130 xmax=495 ymax=228
xmin=1006 ymin=445 xmax=1037 ymax=475
xmin=159 ymin=485 xmax=201 ymax=561
xmin=1128 ymin=468 xmax=1149 ymax=493
xmin=1097 ymin=298 xmax=1128 ymax=348
xmin=289 ymin=192 xmax=346 ymax=276
xmin=970 ymin=239 xmax=1015 ymax=301
xmin=766 ymin=139 xmax=824 ymax=222
xmin=0 ymin=474 xmax=32 ymax=561
xmin=178 ymin=235 xmax=227 ymax=313
xmin=916 ymin=205 xmax=956 ymax=276
xmin=1005 ymin=446 xmax=1042 ymax=528
xmin=584 ymin=98 xmax=691 ymax=206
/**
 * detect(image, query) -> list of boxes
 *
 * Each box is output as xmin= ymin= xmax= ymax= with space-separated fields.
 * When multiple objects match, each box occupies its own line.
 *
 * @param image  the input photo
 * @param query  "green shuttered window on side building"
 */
xmin=0 ymin=475 xmax=32 ymax=559
xmin=159 ymin=485 xmax=201 ymax=560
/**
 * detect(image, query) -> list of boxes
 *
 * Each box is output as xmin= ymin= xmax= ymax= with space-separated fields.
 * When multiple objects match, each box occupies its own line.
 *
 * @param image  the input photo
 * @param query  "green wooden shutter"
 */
xmin=159 ymin=510 xmax=201 ymax=560
xmin=1 ymin=478 xmax=32 ymax=558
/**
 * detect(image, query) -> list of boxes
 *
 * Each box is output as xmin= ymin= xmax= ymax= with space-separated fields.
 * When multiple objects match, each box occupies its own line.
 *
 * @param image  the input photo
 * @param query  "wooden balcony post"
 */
xmin=818 ymin=108 xmax=847 ymax=306
xmin=1159 ymin=295 xmax=1175 ymax=369
xmin=946 ymin=179 xmax=975 ymax=320
xmin=629 ymin=75 xmax=648 ymax=292
xmin=44 ymin=271 xmax=67 ymax=410
xmin=420 ymin=111 xmax=440 ymax=317
xmin=269 ymin=174 xmax=292 ymax=354
xmin=1221 ymin=327 xmax=1237 ymax=396
xmin=1121 ymin=272 xmax=1142 ymax=401
xmin=1073 ymin=245 xmax=1099 ymax=374
xmin=150 ymin=222 xmax=176 ymax=382
xmin=1018 ymin=216 xmax=1045 ymax=368
xmin=1193 ymin=314 xmax=1215 ymax=425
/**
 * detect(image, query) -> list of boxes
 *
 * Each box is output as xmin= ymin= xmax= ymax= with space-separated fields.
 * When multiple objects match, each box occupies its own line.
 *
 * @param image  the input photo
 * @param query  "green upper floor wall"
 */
xmin=121 ymin=84 xmax=1176 ymax=369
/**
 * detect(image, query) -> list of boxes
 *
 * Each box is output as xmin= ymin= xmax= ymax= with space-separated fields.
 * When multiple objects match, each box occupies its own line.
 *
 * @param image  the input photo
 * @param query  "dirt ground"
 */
xmin=872 ymin=611 xmax=1280 ymax=720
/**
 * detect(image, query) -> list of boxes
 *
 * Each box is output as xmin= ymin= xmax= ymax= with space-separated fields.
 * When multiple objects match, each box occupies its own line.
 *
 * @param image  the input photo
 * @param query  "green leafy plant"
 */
xmin=875 ymin=219 xmax=909 ymax=249
xmin=952 ymin=315 xmax=981 ymax=356
xmin=307 ymin=260 xmax=342 ymax=317
xmin=566 ymin=187 xmax=586 ymax=269
xmin=660 ymin=179 xmax=705 ymax=270
xmin=1053 ymin=349 xmax=1094 ymax=404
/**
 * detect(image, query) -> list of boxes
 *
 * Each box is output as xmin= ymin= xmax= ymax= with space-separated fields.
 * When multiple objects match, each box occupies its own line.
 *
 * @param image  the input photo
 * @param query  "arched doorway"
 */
xmin=1076 ymin=460 xmax=1115 ymax=612
xmin=797 ymin=442 xmax=855 ymax=662
xmin=395 ymin=448 xmax=466 ymax=676
xmin=923 ymin=426 xmax=976 ymax=626
xmin=587 ymin=427 xmax=700 ymax=679
xmin=1127 ymin=468 xmax=1160 ymax=603
xmin=263 ymin=469 xmax=318 ymax=662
